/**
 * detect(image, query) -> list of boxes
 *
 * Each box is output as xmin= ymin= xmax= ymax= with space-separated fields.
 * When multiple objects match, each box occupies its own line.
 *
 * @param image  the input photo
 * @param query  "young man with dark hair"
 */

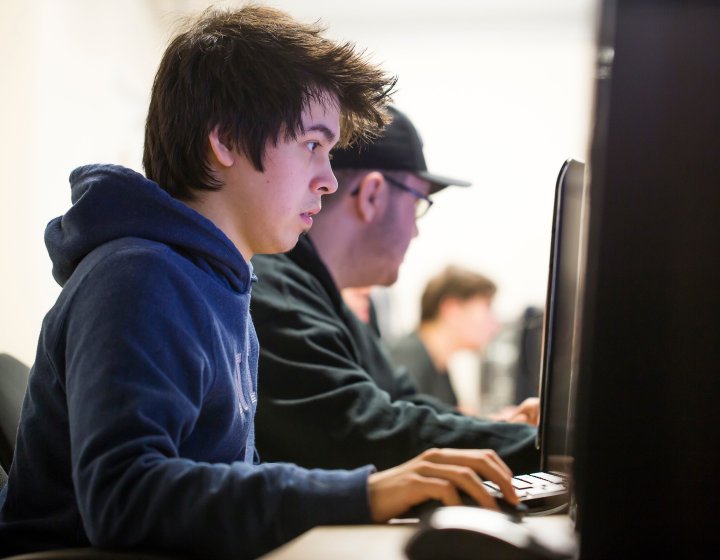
xmin=420 ymin=266 xmax=498 ymax=323
xmin=389 ymin=266 xmax=506 ymax=414
xmin=0 ymin=7 xmax=521 ymax=560
xmin=251 ymin=106 xmax=542 ymax=473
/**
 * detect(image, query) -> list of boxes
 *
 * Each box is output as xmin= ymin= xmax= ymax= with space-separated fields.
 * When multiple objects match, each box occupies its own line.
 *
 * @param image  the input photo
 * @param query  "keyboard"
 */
xmin=396 ymin=471 xmax=570 ymax=521
xmin=483 ymin=471 xmax=569 ymax=512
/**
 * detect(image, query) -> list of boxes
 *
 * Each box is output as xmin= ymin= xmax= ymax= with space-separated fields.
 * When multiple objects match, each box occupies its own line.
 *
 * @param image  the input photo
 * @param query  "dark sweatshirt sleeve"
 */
xmin=252 ymin=257 xmax=540 ymax=474
xmin=61 ymin=251 xmax=372 ymax=560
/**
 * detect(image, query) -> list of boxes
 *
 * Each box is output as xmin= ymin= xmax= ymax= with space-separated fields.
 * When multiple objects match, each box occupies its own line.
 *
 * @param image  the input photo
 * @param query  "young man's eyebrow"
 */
xmin=302 ymin=124 xmax=337 ymax=143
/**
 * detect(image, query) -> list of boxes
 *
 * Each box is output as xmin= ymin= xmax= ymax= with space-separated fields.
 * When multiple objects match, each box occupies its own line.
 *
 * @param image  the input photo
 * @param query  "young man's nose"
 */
xmin=313 ymin=166 xmax=338 ymax=195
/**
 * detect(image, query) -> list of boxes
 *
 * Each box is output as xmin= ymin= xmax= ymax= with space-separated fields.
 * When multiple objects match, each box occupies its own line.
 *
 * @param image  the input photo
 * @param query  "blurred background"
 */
xmin=0 ymin=0 xmax=597 ymax=415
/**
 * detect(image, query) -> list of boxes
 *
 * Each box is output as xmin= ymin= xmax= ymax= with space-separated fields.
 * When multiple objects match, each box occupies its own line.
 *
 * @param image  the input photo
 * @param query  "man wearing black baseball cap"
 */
xmin=250 ymin=106 xmax=540 ymax=473
xmin=330 ymin=105 xmax=472 ymax=194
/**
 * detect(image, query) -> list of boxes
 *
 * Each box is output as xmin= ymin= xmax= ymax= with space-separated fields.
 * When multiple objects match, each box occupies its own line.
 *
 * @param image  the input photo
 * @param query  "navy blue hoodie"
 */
xmin=0 ymin=165 xmax=373 ymax=559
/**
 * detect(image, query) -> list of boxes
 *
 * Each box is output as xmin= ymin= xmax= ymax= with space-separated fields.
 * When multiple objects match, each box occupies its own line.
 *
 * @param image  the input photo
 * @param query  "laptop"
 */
xmin=481 ymin=158 xmax=588 ymax=515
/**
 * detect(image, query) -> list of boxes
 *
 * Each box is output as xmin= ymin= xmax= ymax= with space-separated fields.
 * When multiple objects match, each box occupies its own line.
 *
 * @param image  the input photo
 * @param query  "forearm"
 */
xmin=76 ymin=455 xmax=373 ymax=559
xmin=256 ymin=375 xmax=539 ymax=473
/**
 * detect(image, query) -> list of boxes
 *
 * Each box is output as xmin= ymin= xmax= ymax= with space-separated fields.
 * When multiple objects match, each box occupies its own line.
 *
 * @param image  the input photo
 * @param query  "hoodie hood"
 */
xmin=45 ymin=164 xmax=251 ymax=291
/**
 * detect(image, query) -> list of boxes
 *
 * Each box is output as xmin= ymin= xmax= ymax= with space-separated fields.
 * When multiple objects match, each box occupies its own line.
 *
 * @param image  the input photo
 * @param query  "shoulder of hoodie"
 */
xmin=70 ymin=236 xmax=207 ymax=301
xmin=43 ymin=237 xmax=212 ymax=361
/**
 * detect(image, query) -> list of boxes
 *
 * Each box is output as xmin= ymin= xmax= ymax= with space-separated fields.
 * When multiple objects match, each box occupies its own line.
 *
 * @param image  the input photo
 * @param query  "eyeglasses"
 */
xmin=350 ymin=174 xmax=434 ymax=219
xmin=383 ymin=175 xmax=434 ymax=219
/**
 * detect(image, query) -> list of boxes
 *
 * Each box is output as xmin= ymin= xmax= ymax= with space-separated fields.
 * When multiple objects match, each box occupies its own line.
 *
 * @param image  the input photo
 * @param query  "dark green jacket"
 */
xmin=251 ymin=236 xmax=540 ymax=473
xmin=388 ymin=331 xmax=459 ymax=408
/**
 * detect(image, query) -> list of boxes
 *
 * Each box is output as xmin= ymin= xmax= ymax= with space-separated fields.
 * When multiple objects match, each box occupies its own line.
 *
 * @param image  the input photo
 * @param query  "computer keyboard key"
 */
xmin=529 ymin=472 xmax=566 ymax=484
xmin=515 ymin=474 xmax=552 ymax=485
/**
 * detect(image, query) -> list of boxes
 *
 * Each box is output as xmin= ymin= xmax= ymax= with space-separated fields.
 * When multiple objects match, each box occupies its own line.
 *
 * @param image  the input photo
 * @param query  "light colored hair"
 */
xmin=420 ymin=266 xmax=497 ymax=323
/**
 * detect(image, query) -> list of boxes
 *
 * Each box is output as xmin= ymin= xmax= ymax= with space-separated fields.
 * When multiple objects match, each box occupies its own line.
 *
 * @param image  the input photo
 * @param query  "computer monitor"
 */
xmin=536 ymin=158 xmax=589 ymax=480
xmin=572 ymin=2 xmax=720 ymax=556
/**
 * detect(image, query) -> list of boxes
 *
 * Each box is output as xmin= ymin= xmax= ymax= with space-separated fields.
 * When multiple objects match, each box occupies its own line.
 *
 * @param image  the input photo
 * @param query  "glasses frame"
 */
xmin=382 ymin=175 xmax=434 ymax=219
xmin=349 ymin=173 xmax=434 ymax=219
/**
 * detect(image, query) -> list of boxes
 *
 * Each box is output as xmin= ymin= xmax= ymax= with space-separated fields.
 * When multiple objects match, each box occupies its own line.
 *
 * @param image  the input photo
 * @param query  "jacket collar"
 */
xmin=286 ymin=235 xmax=345 ymax=313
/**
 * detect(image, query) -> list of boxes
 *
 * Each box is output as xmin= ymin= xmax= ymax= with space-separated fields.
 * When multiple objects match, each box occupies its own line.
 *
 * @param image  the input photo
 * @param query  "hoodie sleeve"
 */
xmin=59 ymin=243 xmax=373 ymax=560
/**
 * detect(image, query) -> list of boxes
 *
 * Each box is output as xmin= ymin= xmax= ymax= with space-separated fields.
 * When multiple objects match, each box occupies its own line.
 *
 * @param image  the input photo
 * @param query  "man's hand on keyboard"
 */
xmin=367 ymin=448 xmax=519 ymax=522
xmin=488 ymin=397 xmax=540 ymax=426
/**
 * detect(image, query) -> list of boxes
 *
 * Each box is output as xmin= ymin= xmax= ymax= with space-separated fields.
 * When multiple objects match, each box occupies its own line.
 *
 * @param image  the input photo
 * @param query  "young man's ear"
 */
xmin=208 ymin=126 xmax=235 ymax=167
xmin=353 ymin=171 xmax=388 ymax=223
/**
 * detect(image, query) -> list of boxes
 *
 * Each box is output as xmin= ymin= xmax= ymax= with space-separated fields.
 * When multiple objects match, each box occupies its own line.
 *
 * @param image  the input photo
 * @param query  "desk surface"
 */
xmin=262 ymin=524 xmax=416 ymax=560
xmin=261 ymin=513 xmax=576 ymax=560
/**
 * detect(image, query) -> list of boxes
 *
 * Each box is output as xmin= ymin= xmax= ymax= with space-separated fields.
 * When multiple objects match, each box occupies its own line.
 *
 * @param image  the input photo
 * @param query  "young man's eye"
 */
xmin=307 ymin=141 xmax=319 ymax=152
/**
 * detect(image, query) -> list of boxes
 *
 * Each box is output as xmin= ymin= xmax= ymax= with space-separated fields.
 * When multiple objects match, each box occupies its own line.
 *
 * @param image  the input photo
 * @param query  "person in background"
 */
xmin=251 ymin=106 xmax=541 ymax=474
xmin=0 ymin=8 xmax=522 ymax=560
xmin=388 ymin=265 xmax=537 ymax=421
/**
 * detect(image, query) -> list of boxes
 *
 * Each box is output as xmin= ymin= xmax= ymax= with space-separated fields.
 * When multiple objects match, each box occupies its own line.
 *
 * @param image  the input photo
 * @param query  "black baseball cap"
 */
xmin=331 ymin=106 xmax=472 ymax=194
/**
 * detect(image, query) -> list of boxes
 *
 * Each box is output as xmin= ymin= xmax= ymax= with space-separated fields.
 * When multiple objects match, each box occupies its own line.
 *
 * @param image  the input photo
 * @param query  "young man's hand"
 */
xmin=367 ymin=448 xmax=518 ymax=522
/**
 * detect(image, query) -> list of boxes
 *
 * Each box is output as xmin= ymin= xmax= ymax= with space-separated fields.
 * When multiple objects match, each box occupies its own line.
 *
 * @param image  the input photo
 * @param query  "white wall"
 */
xmin=0 ymin=0 xmax=597 ymax=366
